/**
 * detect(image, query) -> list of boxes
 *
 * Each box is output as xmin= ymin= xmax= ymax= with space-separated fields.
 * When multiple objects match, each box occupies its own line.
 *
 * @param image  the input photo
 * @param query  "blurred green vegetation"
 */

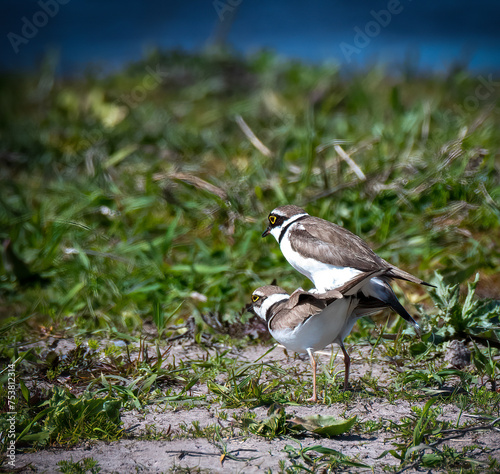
xmin=1 ymin=50 xmax=499 ymax=336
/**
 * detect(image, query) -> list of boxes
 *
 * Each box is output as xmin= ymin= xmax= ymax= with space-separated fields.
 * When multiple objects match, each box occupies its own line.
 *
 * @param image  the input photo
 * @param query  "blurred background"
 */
xmin=1 ymin=0 xmax=500 ymax=75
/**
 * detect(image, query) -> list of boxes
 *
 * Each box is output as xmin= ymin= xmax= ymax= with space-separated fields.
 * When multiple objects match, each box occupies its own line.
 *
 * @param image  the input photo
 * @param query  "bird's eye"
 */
xmin=269 ymin=215 xmax=276 ymax=225
xmin=252 ymin=295 xmax=260 ymax=302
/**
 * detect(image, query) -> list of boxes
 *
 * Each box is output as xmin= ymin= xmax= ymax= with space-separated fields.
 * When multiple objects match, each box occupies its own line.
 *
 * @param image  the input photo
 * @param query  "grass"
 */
xmin=57 ymin=457 xmax=101 ymax=474
xmin=1 ymin=49 xmax=500 ymax=472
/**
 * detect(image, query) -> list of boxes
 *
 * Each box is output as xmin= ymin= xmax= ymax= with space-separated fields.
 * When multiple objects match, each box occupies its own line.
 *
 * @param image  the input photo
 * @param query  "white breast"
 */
xmin=280 ymin=232 xmax=363 ymax=292
xmin=269 ymin=297 xmax=359 ymax=354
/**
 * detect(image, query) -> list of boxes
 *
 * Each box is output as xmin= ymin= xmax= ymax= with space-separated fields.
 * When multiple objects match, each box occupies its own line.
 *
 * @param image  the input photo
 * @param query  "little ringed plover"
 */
xmin=262 ymin=205 xmax=433 ymax=332
xmin=250 ymin=269 xmax=394 ymax=402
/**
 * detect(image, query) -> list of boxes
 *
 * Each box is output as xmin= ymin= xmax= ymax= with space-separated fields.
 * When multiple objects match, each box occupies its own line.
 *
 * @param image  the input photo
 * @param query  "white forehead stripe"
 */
xmin=272 ymin=209 xmax=287 ymax=217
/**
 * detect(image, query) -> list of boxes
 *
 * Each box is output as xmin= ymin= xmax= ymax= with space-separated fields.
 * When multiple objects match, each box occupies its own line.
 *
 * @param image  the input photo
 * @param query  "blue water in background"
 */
xmin=1 ymin=0 xmax=499 ymax=75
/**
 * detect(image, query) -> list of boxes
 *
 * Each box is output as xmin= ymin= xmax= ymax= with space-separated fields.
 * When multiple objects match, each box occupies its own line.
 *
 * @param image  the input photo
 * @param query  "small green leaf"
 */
xmin=18 ymin=431 xmax=51 ymax=442
xmin=421 ymin=452 xmax=443 ymax=467
xmin=305 ymin=445 xmax=343 ymax=456
xmin=20 ymin=378 xmax=30 ymax=403
xmin=104 ymin=144 xmax=138 ymax=169
xmin=103 ymin=400 xmax=121 ymax=423
xmin=290 ymin=414 xmax=357 ymax=437
xmin=409 ymin=341 xmax=430 ymax=357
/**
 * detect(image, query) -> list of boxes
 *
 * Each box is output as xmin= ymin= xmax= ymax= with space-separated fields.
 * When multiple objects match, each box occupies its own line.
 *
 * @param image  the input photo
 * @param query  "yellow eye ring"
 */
xmin=269 ymin=215 xmax=276 ymax=225
xmin=252 ymin=295 xmax=260 ymax=302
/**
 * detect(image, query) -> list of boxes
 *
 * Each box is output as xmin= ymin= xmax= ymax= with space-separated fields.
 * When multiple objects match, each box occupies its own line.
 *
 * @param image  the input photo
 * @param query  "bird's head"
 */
xmin=250 ymin=285 xmax=290 ymax=321
xmin=262 ymin=205 xmax=308 ymax=240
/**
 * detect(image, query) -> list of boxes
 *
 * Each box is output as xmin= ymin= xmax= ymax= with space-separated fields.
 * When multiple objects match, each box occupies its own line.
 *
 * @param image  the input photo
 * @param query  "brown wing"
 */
xmin=285 ymin=288 xmax=341 ymax=310
xmin=289 ymin=217 xmax=388 ymax=271
xmin=269 ymin=300 xmax=325 ymax=331
xmin=291 ymin=217 xmax=433 ymax=286
xmin=285 ymin=270 xmax=392 ymax=310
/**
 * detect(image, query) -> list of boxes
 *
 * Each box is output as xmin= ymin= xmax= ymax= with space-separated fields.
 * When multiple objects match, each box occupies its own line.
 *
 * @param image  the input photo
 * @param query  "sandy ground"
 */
xmin=13 ymin=341 xmax=500 ymax=473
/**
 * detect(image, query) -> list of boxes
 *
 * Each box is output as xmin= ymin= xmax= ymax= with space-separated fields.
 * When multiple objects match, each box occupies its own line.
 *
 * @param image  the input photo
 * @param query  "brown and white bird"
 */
xmin=262 ymin=205 xmax=433 ymax=331
xmin=250 ymin=270 xmax=392 ymax=402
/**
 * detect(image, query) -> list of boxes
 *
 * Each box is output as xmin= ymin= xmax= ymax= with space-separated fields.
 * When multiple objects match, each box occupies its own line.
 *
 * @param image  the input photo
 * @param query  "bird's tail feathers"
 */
xmin=386 ymin=295 xmax=421 ymax=335
xmin=367 ymin=281 xmax=421 ymax=335
xmin=387 ymin=266 xmax=435 ymax=288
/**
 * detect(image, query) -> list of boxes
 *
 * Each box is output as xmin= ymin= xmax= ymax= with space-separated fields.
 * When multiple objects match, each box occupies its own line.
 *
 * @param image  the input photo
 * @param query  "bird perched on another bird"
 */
xmin=262 ymin=205 xmax=433 ymax=332
xmin=250 ymin=269 xmax=395 ymax=402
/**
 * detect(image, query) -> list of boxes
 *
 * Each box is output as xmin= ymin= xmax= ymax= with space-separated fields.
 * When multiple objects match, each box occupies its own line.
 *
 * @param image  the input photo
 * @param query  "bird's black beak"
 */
xmin=262 ymin=226 xmax=271 ymax=238
xmin=245 ymin=302 xmax=256 ymax=314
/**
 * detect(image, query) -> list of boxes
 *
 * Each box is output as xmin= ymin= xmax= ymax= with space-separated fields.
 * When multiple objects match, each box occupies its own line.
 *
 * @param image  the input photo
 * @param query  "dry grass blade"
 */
xmin=334 ymin=144 xmax=366 ymax=181
xmin=235 ymin=115 xmax=273 ymax=157
xmin=315 ymin=139 xmax=351 ymax=154
xmin=167 ymin=172 xmax=228 ymax=200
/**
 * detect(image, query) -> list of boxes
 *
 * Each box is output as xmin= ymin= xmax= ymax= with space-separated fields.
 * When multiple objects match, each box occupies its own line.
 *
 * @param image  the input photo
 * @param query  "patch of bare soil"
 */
xmin=15 ymin=342 xmax=500 ymax=473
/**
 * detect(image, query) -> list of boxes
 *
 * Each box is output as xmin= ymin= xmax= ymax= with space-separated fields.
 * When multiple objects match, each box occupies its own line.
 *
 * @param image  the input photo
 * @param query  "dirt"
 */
xmin=14 ymin=341 xmax=500 ymax=473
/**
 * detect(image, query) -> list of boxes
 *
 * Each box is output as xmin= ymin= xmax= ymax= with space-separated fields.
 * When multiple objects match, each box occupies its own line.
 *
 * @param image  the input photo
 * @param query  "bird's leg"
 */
xmin=306 ymin=349 xmax=317 ymax=402
xmin=340 ymin=342 xmax=350 ymax=391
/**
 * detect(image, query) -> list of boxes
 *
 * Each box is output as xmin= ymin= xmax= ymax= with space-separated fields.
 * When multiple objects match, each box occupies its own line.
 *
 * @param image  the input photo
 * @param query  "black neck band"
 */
xmin=279 ymin=215 xmax=308 ymax=244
